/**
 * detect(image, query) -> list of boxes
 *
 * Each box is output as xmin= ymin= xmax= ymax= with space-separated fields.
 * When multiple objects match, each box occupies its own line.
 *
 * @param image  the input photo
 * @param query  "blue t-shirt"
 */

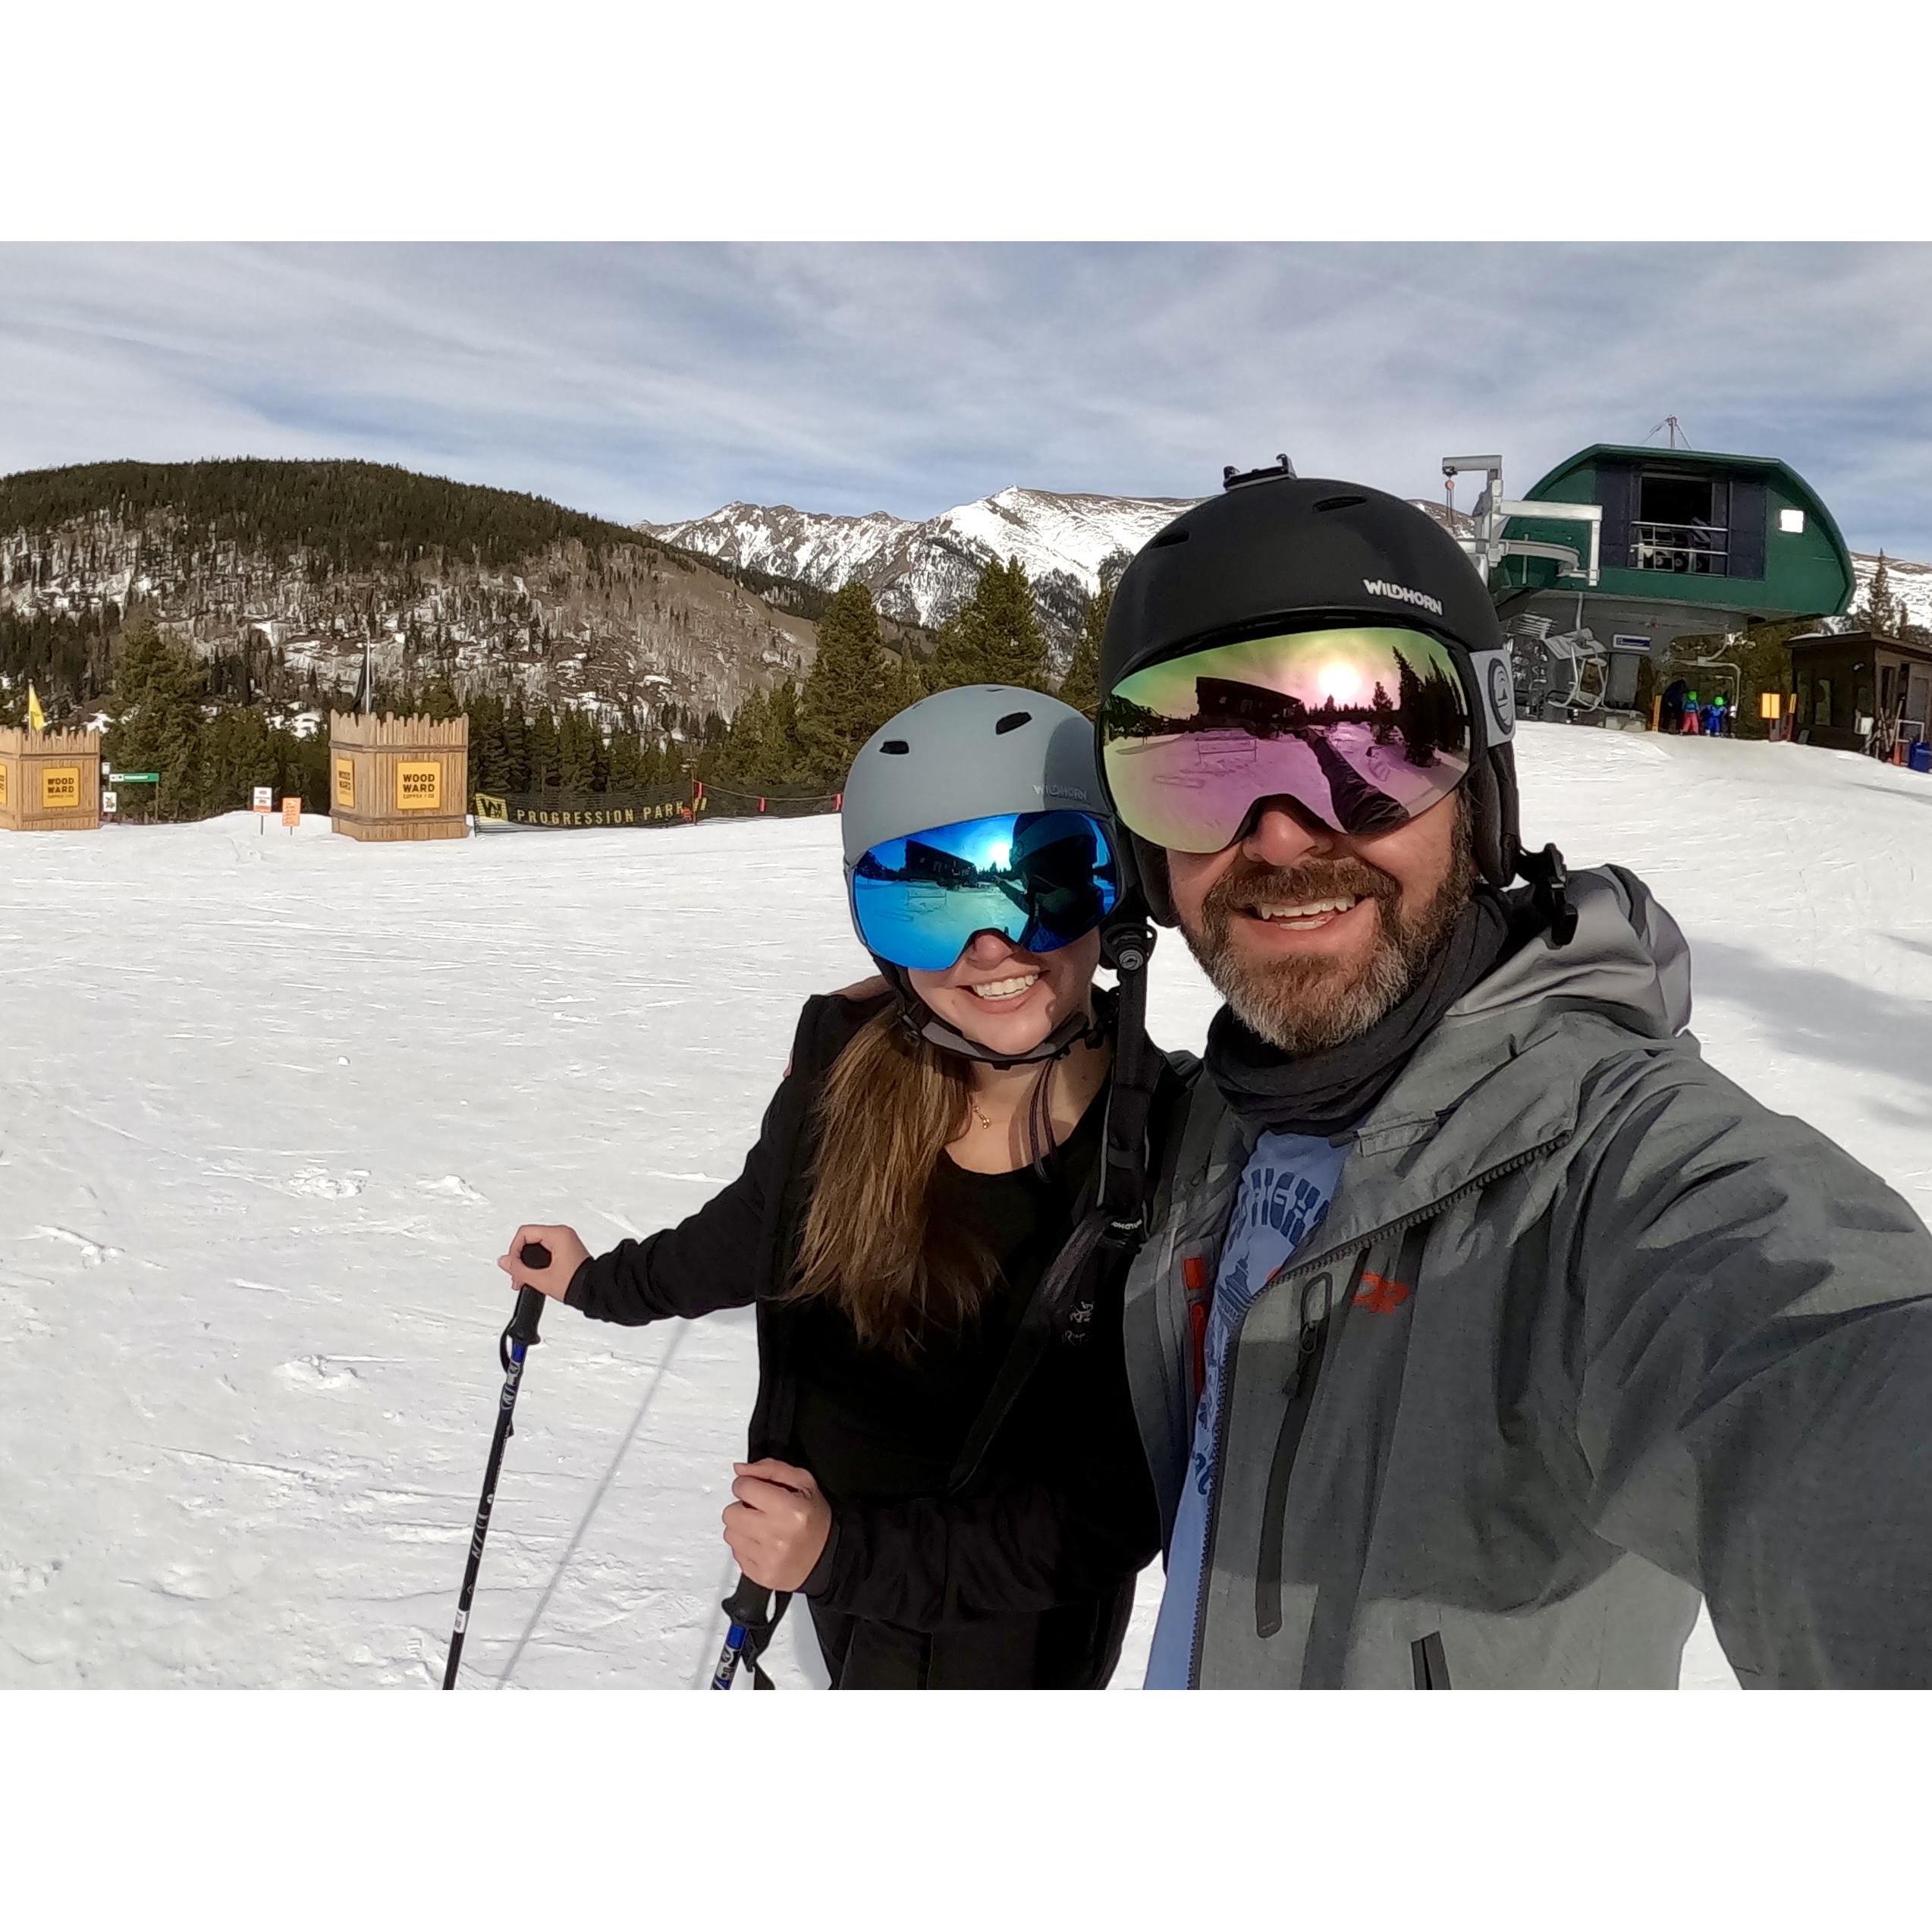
xmin=1144 ymin=1129 xmax=1346 ymax=1689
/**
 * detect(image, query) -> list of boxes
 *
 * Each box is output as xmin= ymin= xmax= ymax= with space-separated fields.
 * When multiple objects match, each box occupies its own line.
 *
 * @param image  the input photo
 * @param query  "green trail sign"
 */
xmin=108 ymin=771 xmax=160 ymax=784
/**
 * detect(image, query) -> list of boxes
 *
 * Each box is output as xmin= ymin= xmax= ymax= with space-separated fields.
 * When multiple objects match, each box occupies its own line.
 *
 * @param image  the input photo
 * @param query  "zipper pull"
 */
xmin=1280 ymin=1315 xmax=1324 ymax=1401
xmin=1280 ymin=1271 xmax=1336 ymax=1400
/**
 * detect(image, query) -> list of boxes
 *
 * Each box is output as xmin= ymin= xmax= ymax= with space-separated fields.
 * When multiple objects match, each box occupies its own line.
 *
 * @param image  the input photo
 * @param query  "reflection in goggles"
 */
xmin=850 ymin=810 xmax=1120 ymax=972
xmin=1101 ymin=627 xmax=1473 ymax=850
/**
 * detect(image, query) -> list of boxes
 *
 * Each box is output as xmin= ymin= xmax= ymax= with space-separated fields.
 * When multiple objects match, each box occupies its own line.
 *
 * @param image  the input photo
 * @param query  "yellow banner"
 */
xmin=335 ymin=757 xmax=354 ymax=810
xmin=27 ymin=684 xmax=47 ymax=734
xmin=0 ymin=762 xmax=8 ymax=806
xmin=397 ymin=762 xmax=442 ymax=811
xmin=473 ymin=793 xmax=508 ymax=821
xmin=41 ymin=766 xmax=80 ymax=809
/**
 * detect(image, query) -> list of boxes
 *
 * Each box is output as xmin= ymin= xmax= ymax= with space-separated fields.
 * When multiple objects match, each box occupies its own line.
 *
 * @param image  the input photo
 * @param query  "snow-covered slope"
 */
xmin=645 ymin=486 xmax=1196 ymax=648
xmin=10 ymin=728 xmax=1932 ymax=1688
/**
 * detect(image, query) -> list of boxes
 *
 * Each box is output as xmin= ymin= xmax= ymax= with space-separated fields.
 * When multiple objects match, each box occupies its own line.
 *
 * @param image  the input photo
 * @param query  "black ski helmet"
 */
xmin=1097 ymin=468 xmax=1534 ymax=922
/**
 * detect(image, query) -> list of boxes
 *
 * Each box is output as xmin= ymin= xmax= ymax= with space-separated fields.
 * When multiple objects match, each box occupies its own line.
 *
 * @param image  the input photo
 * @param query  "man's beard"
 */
xmin=1182 ymin=799 xmax=1478 ymax=1056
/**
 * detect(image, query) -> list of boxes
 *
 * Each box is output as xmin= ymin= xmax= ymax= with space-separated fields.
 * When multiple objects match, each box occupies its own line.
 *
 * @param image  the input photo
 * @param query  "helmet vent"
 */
xmin=1149 ymin=527 xmax=1190 ymax=549
xmin=1314 ymin=494 xmax=1368 ymax=513
xmin=994 ymin=711 xmax=1032 ymax=734
xmin=880 ymin=739 xmax=909 ymax=755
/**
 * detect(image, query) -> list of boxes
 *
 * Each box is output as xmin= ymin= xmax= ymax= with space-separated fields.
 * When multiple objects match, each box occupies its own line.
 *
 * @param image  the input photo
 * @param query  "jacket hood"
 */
xmin=1455 ymin=863 xmax=1692 ymax=1042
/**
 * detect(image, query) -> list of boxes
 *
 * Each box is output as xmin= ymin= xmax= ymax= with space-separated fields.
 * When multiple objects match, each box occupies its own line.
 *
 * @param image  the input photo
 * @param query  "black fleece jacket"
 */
xmin=564 ymin=991 xmax=1176 ymax=1688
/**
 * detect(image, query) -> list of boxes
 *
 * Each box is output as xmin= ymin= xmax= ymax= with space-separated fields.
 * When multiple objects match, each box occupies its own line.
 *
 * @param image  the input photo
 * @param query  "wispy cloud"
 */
xmin=3 ymin=243 xmax=1930 ymax=554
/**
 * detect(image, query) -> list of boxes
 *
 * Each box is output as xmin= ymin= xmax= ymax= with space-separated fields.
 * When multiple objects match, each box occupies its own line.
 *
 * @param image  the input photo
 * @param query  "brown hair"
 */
xmin=788 ymin=1010 xmax=1001 ymax=1357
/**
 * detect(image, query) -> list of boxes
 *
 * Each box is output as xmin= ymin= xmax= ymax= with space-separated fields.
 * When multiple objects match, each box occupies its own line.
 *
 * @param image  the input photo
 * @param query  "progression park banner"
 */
xmin=473 ymin=781 xmax=840 ymax=829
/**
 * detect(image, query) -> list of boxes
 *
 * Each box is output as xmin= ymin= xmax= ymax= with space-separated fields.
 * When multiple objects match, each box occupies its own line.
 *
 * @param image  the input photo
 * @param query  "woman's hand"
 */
xmin=724 ymin=1459 xmax=833 ymax=1593
xmin=497 ymin=1224 xmax=592 ymax=1300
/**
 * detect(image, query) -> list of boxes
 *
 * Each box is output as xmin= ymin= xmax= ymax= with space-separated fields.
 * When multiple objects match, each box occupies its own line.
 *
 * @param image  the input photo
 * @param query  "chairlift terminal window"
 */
xmin=1780 ymin=508 xmax=1806 ymax=534
xmin=1633 ymin=472 xmax=1729 ymax=577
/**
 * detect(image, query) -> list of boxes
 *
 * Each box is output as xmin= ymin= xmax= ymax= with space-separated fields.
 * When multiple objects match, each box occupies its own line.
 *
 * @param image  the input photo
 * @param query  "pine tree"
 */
xmin=558 ymin=708 xmax=596 ymax=793
xmin=529 ymin=708 xmax=561 ymax=790
xmin=928 ymin=559 xmax=1049 ymax=693
xmin=765 ymin=680 xmax=806 ymax=786
xmin=884 ymin=646 xmax=926 ymax=714
xmin=471 ymin=693 xmax=510 ymax=796
xmin=104 ymin=619 xmax=208 ymax=822
xmin=1057 ymin=580 xmax=1112 ymax=718
xmin=607 ymin=718 xmax=646 ymax=793
xmin=799 ymin=581 xmax=894 ymax=784
xmin=1865 ymin=552 xmax=1897 ymax=638
xmin=502 ymin=699 xmax=531 ymax=792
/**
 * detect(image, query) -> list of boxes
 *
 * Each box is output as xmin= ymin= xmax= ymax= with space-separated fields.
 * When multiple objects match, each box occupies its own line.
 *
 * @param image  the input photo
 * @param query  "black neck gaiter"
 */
xmin=1202 ymin=885 xmax=1535 ymax=1142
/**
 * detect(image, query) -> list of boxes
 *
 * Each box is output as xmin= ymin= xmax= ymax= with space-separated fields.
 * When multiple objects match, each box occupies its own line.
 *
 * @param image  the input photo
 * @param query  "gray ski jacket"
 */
xmin=1125 ymin=866 xmax=1932 ymax=1688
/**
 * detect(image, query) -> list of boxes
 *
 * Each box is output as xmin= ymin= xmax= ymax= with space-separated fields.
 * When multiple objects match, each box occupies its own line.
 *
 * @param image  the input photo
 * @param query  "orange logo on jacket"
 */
xmin=1353 ymin=1272 xmax=1413 ymax=1313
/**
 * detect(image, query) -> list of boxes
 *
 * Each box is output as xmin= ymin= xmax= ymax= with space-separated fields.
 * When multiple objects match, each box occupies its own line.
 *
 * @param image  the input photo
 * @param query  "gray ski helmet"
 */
xmin=841 ymin=685 xmax=1126 ymax=1063
xmin=841 ymin=684 xmax=1106 ymax=876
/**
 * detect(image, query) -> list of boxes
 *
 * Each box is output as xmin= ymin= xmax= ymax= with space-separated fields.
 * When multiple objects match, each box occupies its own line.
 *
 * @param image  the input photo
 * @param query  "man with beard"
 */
xmin=1096 ymin=465 xmax=1932 ymax=1689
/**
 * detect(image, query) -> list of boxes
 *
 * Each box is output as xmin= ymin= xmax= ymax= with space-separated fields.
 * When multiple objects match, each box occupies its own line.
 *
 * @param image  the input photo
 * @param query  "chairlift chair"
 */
xmin=1507 ymin=613 xmax=1607 ymax=719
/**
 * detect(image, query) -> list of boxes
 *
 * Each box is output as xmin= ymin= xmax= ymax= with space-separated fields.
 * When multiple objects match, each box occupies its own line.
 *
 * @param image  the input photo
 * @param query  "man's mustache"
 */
xmin=1205 ymin=859 xmax=1399 ymax=916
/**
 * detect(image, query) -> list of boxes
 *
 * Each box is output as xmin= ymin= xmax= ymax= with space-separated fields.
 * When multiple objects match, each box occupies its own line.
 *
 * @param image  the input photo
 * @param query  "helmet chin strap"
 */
xmin=881 ymin=962 xmax=1100 ymax=1069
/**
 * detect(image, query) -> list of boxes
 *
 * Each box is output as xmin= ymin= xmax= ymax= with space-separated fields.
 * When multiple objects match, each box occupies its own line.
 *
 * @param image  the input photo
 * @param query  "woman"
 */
xmin=500 ymin=686 xmax=1184 ymax=1688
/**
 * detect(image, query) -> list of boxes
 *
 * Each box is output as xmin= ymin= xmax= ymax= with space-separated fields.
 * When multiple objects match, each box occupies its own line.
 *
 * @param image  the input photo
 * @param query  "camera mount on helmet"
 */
xmin=1222 ymin=454 xmax=1299 ymax=490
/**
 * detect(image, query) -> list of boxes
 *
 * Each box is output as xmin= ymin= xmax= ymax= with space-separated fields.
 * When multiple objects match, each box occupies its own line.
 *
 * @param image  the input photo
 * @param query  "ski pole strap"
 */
xmin=714 ymin=1577 xmax=790 ymax=1689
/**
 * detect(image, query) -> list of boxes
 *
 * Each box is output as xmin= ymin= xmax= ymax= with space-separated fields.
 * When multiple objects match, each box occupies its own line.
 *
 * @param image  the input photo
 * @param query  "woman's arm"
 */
xmin=801 ymin=1462 xmax=1160 ymax=1629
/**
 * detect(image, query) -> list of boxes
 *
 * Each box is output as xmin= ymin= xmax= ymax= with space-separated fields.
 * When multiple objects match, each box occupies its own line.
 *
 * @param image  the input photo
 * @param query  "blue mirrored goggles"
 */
xmin=849 ymin=810 xmax=1122 ymax=973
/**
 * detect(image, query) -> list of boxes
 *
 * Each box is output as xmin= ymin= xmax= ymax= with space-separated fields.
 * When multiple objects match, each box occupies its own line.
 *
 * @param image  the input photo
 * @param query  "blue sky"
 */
xmin=4 ymin=242 xmax=1930 ymax=555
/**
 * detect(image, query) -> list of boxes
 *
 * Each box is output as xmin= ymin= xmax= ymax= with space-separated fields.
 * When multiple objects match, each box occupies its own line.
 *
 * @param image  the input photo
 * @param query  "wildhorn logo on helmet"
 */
xmin=1487 ymin=656 xmax=1516 ymax=736
xmin=1361 ymin=577 xmax=1446 ymax=617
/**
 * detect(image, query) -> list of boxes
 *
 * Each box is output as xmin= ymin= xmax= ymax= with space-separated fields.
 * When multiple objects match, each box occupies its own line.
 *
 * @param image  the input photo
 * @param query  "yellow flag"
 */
xmin=26 ymin=683 xmax=47 ymax=733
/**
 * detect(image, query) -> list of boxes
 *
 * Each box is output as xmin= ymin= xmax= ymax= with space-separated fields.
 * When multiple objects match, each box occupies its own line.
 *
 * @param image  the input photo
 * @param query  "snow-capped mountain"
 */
xmin=643 ymin=486 xmax=1197 ymax=654
xmin=1850 ymin=551 xmax=1932 ymax=632
xmin=645 ymin=479 xmax=1922 ymax=658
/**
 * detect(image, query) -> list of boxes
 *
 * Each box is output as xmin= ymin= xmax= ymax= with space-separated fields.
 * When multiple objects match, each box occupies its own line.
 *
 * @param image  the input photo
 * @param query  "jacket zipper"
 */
xmin=1255 ymin=1260 xmax=1359 ymax=1639
xmin=1185 ymin=1130 xmax=1569 ymax=1687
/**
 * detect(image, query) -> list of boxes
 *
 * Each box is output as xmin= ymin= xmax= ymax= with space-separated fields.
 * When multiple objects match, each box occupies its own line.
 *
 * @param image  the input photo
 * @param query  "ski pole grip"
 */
xmin=504 ymin=1242 xmax=554 ymax=1349
xmin=506 ymin=1244 xmax=551 ymax=1352
xmin=507 ymin=1286 xmax=546 ymax=1349
xmin=722 ymin=1573 xmax=772 ymax=1627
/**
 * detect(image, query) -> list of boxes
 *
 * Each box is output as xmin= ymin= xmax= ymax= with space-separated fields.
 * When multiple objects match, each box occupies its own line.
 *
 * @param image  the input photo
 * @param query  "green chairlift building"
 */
xmin=1443 ymin=444 xmax=1855 ymax=718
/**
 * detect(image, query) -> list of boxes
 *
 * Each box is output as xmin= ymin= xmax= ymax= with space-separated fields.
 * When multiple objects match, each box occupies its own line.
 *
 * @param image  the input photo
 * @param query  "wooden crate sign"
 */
xmin=328 ymin=712 xmax=467 ymax=843
xmin=0 ymin=726 xmax=103 ymax=832
xmin=396 ymin=762 xmax=441 ymax=811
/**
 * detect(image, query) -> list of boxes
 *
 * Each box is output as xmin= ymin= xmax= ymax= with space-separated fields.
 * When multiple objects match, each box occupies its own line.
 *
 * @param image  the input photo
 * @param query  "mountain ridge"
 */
xmin=0 ymin=458 xmax=819 ymax=723
xmin=650 ymin=483 xmax=1930 ymax=641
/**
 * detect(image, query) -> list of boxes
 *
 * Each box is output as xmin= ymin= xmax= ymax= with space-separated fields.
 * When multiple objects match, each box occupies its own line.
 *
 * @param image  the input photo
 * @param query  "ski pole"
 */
xmin=441 ymin=1242 xmax=551 ymax=1690
xmin=711 ymin=1573 xmax=786 ymax=1689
